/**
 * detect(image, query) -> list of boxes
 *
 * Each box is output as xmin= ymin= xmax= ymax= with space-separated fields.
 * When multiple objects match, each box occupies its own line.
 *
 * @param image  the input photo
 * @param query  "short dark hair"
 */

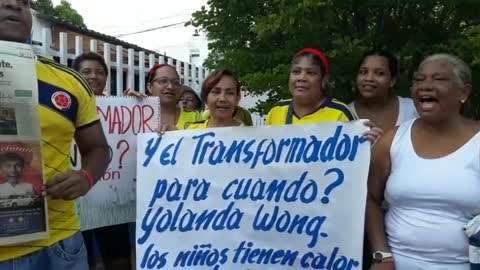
xmin=359 ymin=49 xmax=399 ymax=79
xmin=0 ymin=152 xmax=25 ymax=168
xmin=201 ymin=69 xmax=241 ymax=103
xmin=72 ymin=52 xmax=109 ymax=75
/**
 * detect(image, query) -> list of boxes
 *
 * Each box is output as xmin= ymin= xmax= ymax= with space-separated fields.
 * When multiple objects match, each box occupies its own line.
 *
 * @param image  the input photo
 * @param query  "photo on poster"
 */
xmin=0 ymin=141 xmax=47 ymax=242
xmin=0 ymin=107 xmax=17 ymax=135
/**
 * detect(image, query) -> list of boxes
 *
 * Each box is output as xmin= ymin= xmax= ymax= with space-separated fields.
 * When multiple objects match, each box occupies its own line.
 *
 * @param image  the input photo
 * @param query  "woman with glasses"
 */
xmin=126 ymin=64 xmax=201 ymax=130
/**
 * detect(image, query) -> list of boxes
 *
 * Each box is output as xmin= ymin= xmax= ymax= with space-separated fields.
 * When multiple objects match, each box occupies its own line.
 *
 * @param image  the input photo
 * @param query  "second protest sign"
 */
xmin=74 ymin=96 xmax=159 ymax=230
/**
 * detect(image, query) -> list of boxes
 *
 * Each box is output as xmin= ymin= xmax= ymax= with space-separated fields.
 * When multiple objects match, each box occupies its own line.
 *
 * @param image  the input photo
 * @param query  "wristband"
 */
xmin=80 ymin=169 xmax=95 ymax=187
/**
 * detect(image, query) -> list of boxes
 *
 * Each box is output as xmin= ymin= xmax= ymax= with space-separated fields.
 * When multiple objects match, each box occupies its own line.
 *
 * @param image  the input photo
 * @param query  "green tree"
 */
xmin=54 ymin=0 xmax=85 ymax=27
xmin=191 ymin=0 xmax=480 ymax=117
xmin=31 ymin=0 xmax=55 ymax=17
xmin=32 ymin=0 xmax=86 ymax=28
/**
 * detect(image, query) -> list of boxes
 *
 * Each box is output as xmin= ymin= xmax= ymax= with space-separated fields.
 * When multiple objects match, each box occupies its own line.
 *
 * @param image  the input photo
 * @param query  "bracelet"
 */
xmin=80 ymin=169 xmax=95 ymax=187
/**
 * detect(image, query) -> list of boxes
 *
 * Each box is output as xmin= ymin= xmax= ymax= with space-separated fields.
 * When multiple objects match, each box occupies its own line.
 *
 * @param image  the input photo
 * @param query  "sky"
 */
xmin=51 ymin=0 xmax=209 ymax=63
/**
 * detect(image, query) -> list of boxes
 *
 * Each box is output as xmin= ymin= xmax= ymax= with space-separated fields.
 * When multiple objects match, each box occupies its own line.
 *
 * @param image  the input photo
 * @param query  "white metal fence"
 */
xmin=32 ymin=27 xmax=266 ymax=125
xmin=32 ymin=27 xmax=206 ymax=96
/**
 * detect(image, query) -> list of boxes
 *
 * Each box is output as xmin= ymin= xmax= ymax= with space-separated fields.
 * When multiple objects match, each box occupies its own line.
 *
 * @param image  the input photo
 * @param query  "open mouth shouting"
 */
xmin=418 ymin=95 xmax=439 ymax=112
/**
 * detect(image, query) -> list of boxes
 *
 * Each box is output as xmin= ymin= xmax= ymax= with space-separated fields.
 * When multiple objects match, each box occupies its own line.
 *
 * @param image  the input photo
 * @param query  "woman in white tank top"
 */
xmin=366 ymin=53 xmax=480 ymax=270
xmin=350 ymin=50 xmax=418 ymax=132
xmin=351 ymin=50 xmax=418 ymax=270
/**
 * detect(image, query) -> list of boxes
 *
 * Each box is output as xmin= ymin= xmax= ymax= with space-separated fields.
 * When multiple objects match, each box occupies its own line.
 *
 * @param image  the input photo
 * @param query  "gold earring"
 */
xmin=461 ymin=99 xmax=466 ymax=104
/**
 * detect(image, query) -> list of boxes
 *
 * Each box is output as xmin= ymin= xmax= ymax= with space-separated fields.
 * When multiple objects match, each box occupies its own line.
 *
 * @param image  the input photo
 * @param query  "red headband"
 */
xmin=294 ymin=48 xmax=331 ymax=75
xmin=148 ymin=64 xmax=175 ymax=82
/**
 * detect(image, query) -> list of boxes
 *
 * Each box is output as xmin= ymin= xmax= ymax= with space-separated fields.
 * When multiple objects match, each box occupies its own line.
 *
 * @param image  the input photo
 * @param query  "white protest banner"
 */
xmin=136 ymin=122 xmax=370 ymax=270
xmin=0 ymin=41 xmax=48 ymax=245
xmin=74 ymin=96 xmax=159 ymax=230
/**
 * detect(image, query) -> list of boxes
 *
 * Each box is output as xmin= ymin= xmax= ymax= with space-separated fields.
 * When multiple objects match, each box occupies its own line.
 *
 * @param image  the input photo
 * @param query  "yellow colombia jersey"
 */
xmin=201 ymin=107 xmax=254 ymax=126
xmin=186 ymin=120 xmax=209 ymax=129
xmin=266 ymin=97 xmax=356 ymax=125
xmin=186 ymin=119 xmax=244 ymax=129
xmin=176 ymin=109 xmax=202 ymax=130
xmin=0 ymin=56 xmax=98 ymax=261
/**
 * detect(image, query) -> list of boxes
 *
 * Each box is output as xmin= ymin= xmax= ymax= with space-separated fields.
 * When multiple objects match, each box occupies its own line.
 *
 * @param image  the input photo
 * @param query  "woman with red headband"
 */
xmin=267 ymin=48 xmax=381 ymax=142
xmin=125 ymin=64 xmax=201 ymax=130
xmin=267 ymin=48 xmax=356 ymax=124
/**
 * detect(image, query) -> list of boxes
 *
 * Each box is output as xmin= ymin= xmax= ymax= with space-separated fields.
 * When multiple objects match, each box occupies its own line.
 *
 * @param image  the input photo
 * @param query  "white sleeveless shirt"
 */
xmin=385 ymin=119 xmax=480 ymax=265
xmin=349 ymin=96 xmax=418 ymax=126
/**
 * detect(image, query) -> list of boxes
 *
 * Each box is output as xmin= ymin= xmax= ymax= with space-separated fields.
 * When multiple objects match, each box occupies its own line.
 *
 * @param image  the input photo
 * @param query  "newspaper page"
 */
xmin=0 ymin=41 xmax=48 ymax=245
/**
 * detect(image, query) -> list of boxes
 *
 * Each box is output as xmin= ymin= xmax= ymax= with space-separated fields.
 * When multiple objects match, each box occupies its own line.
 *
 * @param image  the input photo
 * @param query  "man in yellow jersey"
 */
xmin=0 ymin=1 xmax=110 ymax=269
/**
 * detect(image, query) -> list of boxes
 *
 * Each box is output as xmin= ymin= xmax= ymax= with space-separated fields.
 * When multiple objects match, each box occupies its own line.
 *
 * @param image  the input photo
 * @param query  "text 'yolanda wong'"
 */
xmin=138 ymin=168 xmax=345 ymax=249
xmin=142 ymin=125 xmax=365 ymax=169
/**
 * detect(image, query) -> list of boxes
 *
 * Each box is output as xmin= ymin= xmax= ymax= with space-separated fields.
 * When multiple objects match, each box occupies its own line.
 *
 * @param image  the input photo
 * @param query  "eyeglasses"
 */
xmin=151 ymin=77 xmax=181 ymax=87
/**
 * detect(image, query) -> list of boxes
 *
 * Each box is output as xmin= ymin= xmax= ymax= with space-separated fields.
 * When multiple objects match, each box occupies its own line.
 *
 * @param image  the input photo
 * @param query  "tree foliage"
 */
xmin=191 ymin=0 xmax=480 ymax=117
xmin=32 ymin=0 xmax=86 ymax=28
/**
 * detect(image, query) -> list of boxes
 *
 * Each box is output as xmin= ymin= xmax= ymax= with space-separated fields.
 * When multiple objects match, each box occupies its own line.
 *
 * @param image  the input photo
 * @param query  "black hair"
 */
xmin=359 ymin=49 xmax=399 ymax=79
xmin=0 ymin=152 xmax=25 ymax=168
xmin=72 ymin=52 xmax=109 ymax=75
